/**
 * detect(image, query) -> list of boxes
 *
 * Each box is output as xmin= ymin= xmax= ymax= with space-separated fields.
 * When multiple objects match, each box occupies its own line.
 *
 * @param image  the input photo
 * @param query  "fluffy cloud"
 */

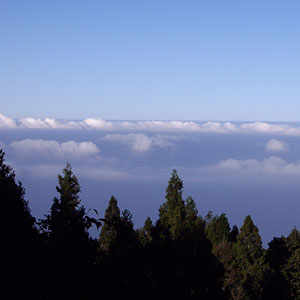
xmin=265 ymin=139 xmax=289 ymax=152
xmin=101 ymin=134 xmax=174 ymax=153
xmin=10 ymin=139 xmax=100 ymax=160
xmin=240 ymin=122 xmax=300 ymax=135
xmin=0 ymin=114 xmax=17 ymax=128
xmin=80 ymin=118 xmax=113 ymax=130
xmin=212 ymin=156 xmax=300 ymax=175
xmin=19 ymin=117 xmax=80 ymax=129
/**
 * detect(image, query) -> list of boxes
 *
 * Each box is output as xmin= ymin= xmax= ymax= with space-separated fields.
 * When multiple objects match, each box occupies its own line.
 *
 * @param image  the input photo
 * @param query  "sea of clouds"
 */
xmin=2 ymin=113 xmax=300 ymax=244
xmin=2 ymin=113 xmax=300 ymax=135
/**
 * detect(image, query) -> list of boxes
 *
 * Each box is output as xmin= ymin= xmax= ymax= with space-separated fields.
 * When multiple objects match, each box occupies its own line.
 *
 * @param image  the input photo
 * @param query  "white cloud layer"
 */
xmin=10 ymin=139 xmax=100 ymax=160
xmin=211 ymin=156 xmax=300 ymax=175
xmin=265 ymin=139 xmax=289 ymax=152
xmin=101 ymin=134 xmax=174 ymax=153
xmin=0 ymin=114 xmax=17 ymax=128
xmin=2 ymin=113 xmax=300 ymax=135
xmin=19 ymin=117 xmax=80 ymax=129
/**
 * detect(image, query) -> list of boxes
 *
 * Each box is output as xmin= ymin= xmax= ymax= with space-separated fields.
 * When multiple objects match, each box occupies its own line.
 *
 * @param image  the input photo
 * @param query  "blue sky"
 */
xmin=1 ymin=0 xmax=300 ymax=120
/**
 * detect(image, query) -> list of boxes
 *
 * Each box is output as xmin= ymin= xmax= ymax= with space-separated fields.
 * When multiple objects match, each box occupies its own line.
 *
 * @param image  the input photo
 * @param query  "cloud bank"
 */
xmin=2 ymin=113 xmax=300 ymax=135
xmin=265 ymin=139 xmax=289 ymax=152
xmin=10 ymin=139 xmax=100 ymax=160
xmin=0 ymin=114 xmax=17 ymax=128
xmin=211 ymin=156 xmax=300 ymax=176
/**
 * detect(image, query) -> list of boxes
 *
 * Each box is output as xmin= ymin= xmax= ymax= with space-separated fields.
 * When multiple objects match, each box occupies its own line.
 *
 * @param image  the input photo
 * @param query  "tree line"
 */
xmin=1 ymin=148 xmax=300 ymax=300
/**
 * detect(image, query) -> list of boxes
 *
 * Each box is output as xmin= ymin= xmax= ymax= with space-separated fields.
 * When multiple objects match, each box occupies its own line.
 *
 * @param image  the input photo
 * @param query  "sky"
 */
xmin=1 ymin=0 xmax=300 ymax=121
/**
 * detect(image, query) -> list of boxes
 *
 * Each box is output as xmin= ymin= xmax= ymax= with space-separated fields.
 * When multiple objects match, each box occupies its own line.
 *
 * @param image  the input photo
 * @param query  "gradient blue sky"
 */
xmin=1 ymin=0 xmax=300 ymax=121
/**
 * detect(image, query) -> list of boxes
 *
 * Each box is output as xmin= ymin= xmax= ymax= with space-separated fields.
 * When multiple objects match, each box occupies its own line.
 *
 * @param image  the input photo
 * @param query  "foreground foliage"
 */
xmin=0 ymin=149 xmax=300 ymax=300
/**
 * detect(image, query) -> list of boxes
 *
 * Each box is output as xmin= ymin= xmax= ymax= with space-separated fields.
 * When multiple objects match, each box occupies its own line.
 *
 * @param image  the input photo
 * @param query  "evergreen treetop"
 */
xmin=159 ymin=169 xmax=185 ymax=239
xmin=99 ymin=195 xmax=121 ymax=251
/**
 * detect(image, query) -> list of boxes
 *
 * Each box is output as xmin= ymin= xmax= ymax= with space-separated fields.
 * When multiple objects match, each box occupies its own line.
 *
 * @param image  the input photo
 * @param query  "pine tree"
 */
xmin=284 ymin=248 xmax=300 ymax=299
xmin=286 ymin=227 xmax=300 ymax=252
xmin=40 ymin=163 xmax=95 ymax=300
xmin=184 ymin=196 xmax=199 ymax=229
xmin=159 ymin=169 xmax=185 ymax=239
xmin=99 ymin=195 xmax=121 ymax=252
xmin=280 ymin=228 xmax=300 ymax=299
xmin=263 ymin=236 xmax=290 ymax=300
xmin=41 ymin=163 xmax=91 ymax=245
xmin=98 ymin=197 xmax=141 ymax=299
xmin=137 ymin=216 xmax=154 ymax=246
xmin=206 ymin=213 xmax=231 ymax=247
xmin=230 ymin=225 xmax=239 ymax=243
xmin=99 ymin=197 xmax=139 ymax=256
xmin=151 ymin=171 xmax=226 ymax=299
xmin=0 ymin=149 xmax=39 ymax=299
xmin=234 ymin=215 xmax=266 ymax=300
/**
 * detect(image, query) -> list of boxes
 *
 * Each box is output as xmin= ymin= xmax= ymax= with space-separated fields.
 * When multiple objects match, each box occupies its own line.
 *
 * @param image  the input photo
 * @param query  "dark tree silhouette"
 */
xmin=39 ymin=163 xmax=97 ymax=300
xmin=263 ymin=236 xmax=290 ymax=300
xmin=234 ymin=215 xmax=267 ymax=300
xmin=1 ymin=150 xmax=299 ymax=300
xmin=0 ymin=149 xmax=39 ymax=299
xmin=137 ymin=216 xmax=154 ymax=246
xmin=98 ymin=196 xmax=142 ymax=299
xmin=149 ymin=170 xmax=226 ymax=299
xmin=159 ymin=169 xmax=185 ymax=240
xmin=99 ymin=195 xmax=120 ymax=252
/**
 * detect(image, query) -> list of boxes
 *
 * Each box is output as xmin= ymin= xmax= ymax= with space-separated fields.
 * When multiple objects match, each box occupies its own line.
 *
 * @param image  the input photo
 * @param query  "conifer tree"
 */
xmin=99 ymin=196 xmax=121 ymax=252
xmin=41 ymin=163 xmax=91 ymax=245
xmin=234 ymin=215 xmax=266 ymax=300
xmin=137 ymin=216 xmax=154 ymax=246
xmin=159 ymin=169 xmax=185 ymax=239
xmin=263 ymin=236 xmax=290 ymax=300
xmin=152 ymin=171 xmax=226 ymax=299
xmin=98 ymin=197 xmax=141 ymax=298
xmin=284 ymin=248 xmax=300 ymax=299
xmin=230 ymin=225 xmax=239 ymax=242
xmin=0 ymin=149 xmax=39 ymax=299
xmin=206 ymin=213 xmax=231 ymax=247
xmin=184 ymin=196 xmax=200 ymax=229
xmin=237 ymin=216 xmax=263 ymax=264
xmin=40 ymin=163 xmax=95 ymax=300
xmin=286 ymin=227 xmax=300 ymax=252
xmin=279 ymin=228 xmax=300 ymax=299
xmin=99 ymin=197 xmax=138 ymax=256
